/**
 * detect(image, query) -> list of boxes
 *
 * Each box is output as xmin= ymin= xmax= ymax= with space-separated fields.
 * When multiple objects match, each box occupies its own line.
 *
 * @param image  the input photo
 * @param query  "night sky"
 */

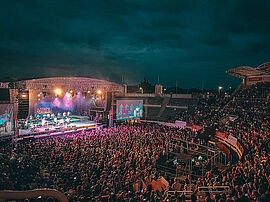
xmin=0 ymin=0 xmax=270 ymax=89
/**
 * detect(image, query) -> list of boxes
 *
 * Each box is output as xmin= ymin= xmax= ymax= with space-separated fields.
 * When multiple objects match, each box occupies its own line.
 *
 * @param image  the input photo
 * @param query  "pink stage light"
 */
xmin=63 ymin=93 xmax=73 ymax=109
xmin=53 ymin=97 xmax=61 ymax=108
xmin=66 ymin=92 xmax=72 ymax=98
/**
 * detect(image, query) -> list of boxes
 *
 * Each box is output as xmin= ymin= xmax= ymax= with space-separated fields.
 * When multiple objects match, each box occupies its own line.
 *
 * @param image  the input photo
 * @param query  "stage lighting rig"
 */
xmin=68 ymin=90 xmax=75 ymax=97
xmin=54 ymin=88 xmax=62 ymax=96
xmin=97 ymin=89 xmax=102 ymax=95
xmin=66 ymin=92 xmax=72 ymax=98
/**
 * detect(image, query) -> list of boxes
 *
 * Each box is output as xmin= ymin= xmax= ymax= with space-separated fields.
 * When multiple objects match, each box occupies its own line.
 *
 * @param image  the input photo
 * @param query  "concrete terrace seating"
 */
xmin=147 ymin=107 xmax=161 ymax=118
xmin=147 ymin=97 xmax=163 ymax=105
xmin=169 ymin=98 xmax=198 ymax=107
xmin=161 ymin=108 xmax=186 ymax=120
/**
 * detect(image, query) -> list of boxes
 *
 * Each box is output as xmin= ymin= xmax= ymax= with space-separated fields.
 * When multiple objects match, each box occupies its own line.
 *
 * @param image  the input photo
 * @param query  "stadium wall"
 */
xmin=245 ymin=75 xmax=270 ymax=85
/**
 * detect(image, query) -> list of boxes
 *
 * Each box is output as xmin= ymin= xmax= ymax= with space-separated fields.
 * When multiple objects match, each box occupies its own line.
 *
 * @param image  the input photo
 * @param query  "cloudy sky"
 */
xmin=0 ymin=0 xmax=270 ymax=89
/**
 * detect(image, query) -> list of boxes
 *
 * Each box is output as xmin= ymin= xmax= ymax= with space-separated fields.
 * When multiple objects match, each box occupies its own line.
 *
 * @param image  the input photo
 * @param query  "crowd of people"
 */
xmin=1 ymin=123 xmax=205 ymax=201
xmin=1 ymin=82 xmax=270 ymax=201
xmin=176 ymin=82 xmax=270 ymax=201
xmin=236 ymin=82 xmax=270 ymax=99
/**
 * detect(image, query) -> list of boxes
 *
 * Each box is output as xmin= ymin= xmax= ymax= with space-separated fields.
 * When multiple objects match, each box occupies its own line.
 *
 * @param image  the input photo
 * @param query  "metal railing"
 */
xmin=165 ymin=185 xmax=230 ymax=200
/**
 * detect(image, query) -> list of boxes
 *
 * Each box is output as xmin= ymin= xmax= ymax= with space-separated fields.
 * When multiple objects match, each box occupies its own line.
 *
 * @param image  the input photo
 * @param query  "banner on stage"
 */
xmin=36 ymin=103 xmax=52 ymax=117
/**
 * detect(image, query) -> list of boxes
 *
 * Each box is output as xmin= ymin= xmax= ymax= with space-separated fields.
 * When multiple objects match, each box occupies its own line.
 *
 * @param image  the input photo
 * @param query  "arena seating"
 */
xmin=1 ymin=81 xmax=270 ymax=201
xmin=161 ymin=108 xmax=186 ymax=120
xmin=236 ymin=82 xmax=270 ymax=98
xmin=169 ymin=98 xmax=198 ymax=106
xmin=147 ymin=107 xmax=161 ymax=118
xmin=147 ymin=97 xmax=163 ymax=105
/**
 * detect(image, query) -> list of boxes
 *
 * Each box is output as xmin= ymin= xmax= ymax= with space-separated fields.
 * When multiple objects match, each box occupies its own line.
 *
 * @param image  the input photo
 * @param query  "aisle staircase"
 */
xmin=158 ymin=96 xmax=171 ymax=117
xmin=223 ymin=84 xmax=243 ymax=109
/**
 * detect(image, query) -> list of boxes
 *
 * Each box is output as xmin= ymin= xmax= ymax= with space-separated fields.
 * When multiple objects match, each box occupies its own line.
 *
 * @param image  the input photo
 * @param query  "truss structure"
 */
xmin=13 ymin=77 xmax=123 ymax=93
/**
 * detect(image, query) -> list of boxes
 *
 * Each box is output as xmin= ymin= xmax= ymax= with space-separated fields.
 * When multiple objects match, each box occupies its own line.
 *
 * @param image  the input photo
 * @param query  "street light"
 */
xmin=139 ymin=87 xmax=143 ymax=94
xmin=218 ymin=86 xmax=223 ymax=94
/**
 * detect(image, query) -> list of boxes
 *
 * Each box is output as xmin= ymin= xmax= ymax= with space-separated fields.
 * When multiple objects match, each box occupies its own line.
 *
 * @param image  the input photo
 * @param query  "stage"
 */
xmin=16 ymin=113 xmax=102 ymax=140
xmin=17 ymin=121 xmax=101 ymax=140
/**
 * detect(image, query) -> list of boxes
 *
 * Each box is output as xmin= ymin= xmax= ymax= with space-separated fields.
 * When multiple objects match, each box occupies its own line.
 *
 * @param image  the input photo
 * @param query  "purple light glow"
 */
xmin=37 ymin=91 xmax=95 ymax=114
xmin=63 ymin=93 xmax=73 ymax=110
xmin=52 ymin=97 xmax=61 ymax=108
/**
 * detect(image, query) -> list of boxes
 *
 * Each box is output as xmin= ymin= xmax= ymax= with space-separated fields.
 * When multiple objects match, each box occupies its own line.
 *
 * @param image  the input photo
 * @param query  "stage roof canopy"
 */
xmin=13 ymin=77 xmax=123 ymax=92
xmin=227 ymin=62 xmax=270 ymax=79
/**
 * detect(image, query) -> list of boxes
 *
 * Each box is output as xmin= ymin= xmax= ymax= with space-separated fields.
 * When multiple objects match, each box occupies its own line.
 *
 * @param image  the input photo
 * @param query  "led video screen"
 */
xmin=0 ymin=104 xmax=14 ymax=135
xmin=116 ymin=100 xmax=143 ymax=120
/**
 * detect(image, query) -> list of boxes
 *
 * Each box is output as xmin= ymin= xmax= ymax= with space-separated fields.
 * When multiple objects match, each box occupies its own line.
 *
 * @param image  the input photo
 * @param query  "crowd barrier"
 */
xmin=189 ymin=124 xmax=244 ymax=159
xmin=0 ymin=189 xmax=68 ymax=202
xmin=214 ymin=132 xmax=243 ymax=159
xmin=216 ymin=143 xmax=232 ymax=160
xmin=166 ymin=185 xmax=230 ymax=199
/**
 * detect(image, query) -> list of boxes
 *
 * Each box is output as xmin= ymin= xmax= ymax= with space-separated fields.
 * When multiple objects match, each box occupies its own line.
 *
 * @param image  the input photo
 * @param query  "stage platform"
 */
xmin=17 ymin=121 xmax=101 ymax=140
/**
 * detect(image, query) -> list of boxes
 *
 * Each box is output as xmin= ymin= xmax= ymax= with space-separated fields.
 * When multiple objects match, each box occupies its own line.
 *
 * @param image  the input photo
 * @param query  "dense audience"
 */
xmin=0 ymin=124 xmax=204 ymax=201
xmin=176 ymin=82 xmax=270 ymax=201
xmin=1 ymin=81 xmax=270 ymax=201
xmin=236 ymin=82 xmax=270 ymax=99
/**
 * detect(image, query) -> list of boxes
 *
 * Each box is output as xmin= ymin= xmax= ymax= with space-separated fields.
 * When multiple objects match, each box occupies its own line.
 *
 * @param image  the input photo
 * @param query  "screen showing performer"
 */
xmin=116 ymin=100 xmax=143 ymax=120
xmin=0 ymin=104 xmax=14 ymax=135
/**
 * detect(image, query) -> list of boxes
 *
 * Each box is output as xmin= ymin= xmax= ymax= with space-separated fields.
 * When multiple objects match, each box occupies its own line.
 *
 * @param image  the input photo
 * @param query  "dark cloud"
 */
xmin=0 ymin=0 xmax=269 ymax=89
